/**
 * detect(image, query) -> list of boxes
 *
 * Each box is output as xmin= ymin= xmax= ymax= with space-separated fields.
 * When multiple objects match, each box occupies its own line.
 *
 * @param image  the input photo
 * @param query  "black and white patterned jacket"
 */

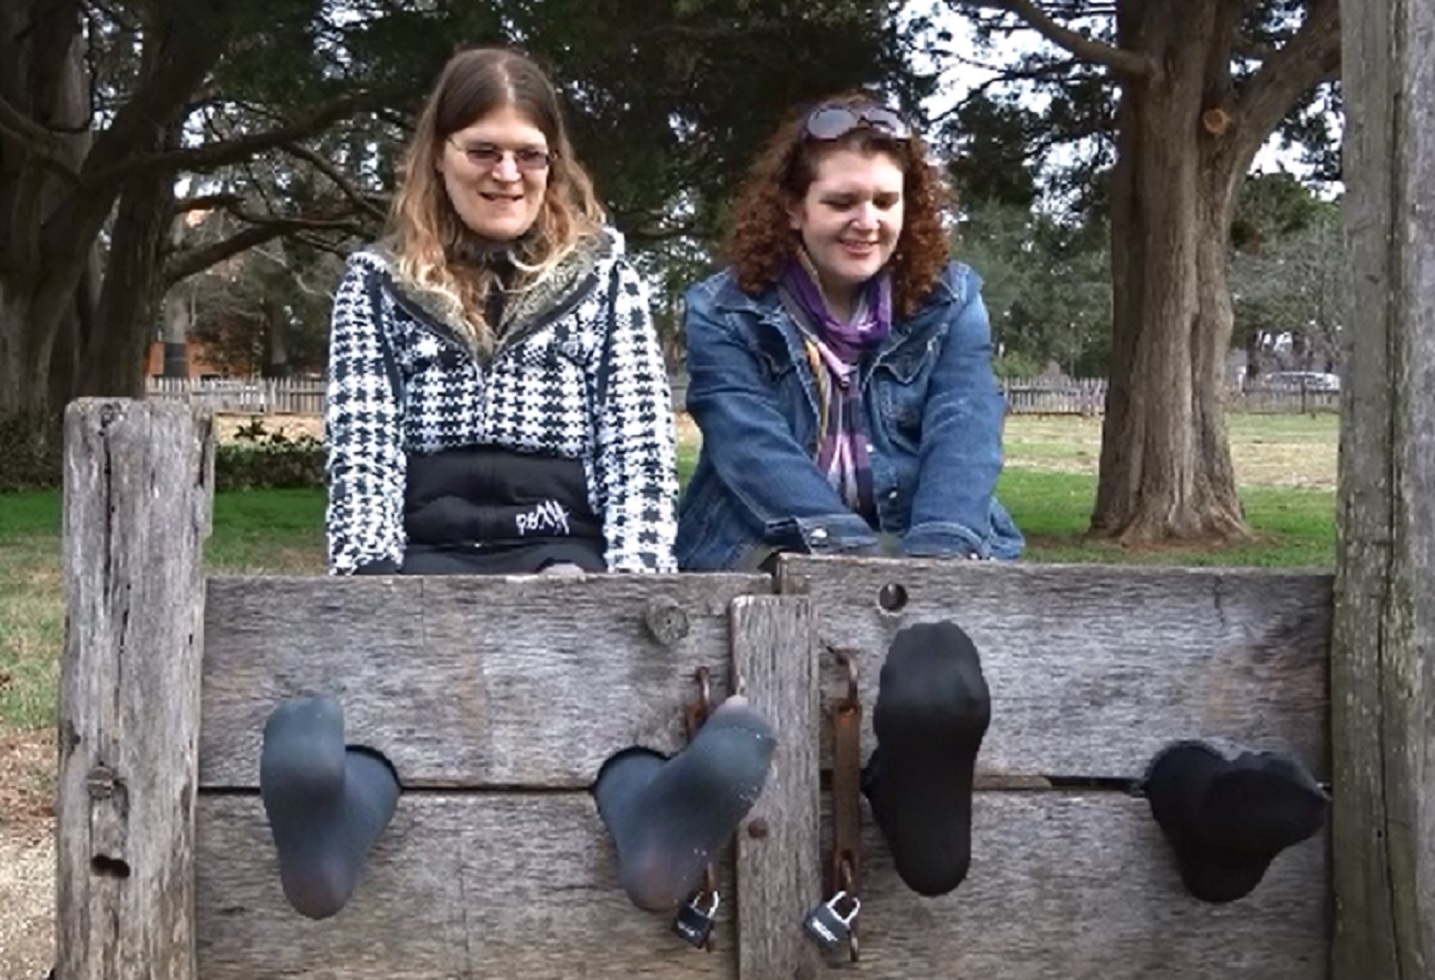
xmin=324 ymin=227 xmax=679 ymax=574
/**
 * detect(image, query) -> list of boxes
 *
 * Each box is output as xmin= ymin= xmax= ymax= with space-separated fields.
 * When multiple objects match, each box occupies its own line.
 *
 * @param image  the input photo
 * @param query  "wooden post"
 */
xmin=730 ymin=595 xmax=824 ymax=980
xmin=1333 ymin=1 xmax=1435 ymax=975
xmin=58 ymin=399 xmax=213 ymax=980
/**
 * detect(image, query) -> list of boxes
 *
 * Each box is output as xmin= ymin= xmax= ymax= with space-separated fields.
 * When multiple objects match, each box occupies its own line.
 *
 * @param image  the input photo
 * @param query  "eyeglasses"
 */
xmin=447 ymin=138 xmax=553 ymax=173
xmin=804 ymin=104 xmax=911 ymax=142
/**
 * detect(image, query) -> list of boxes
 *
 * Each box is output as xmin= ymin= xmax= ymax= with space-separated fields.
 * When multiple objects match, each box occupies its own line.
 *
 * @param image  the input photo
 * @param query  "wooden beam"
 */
xmin=192 ymin=790 xmax=1325 ymax=980
xmin=198 ymin=575 xmax=771 ymax=788
xmin=1333 ymin=0 xmax=1435 ymax=974
xmin=58 ymin=399 xmax=214 ymax=980
xmin=780 ymin=557 xmax=1330 ymax=779
xmin=195 ymin=795 xmax=734 ymax=980
xmin=729 ymin=595 xmax=825 ymax=980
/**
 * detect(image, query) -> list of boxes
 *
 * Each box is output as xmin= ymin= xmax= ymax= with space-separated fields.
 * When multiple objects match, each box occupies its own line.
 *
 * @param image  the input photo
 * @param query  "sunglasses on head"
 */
xmin=803 ymin=103 xmax=911 ymax=142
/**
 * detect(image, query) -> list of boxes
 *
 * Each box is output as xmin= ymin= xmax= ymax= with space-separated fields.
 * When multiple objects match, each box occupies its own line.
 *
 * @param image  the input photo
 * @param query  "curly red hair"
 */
xmin=723 ymin=94 xmax=952 ymax=319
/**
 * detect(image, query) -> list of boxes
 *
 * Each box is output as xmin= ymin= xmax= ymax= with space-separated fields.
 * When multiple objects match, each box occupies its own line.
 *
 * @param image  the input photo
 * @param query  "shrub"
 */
xmin=0 ymin=412 xmax=63 ymax=491
xmin=215 ymin=419 xmax=325 ymax=491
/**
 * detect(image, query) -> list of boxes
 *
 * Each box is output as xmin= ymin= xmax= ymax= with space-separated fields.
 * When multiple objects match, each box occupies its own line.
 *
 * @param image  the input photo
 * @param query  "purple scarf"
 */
xmin=779 ymin=252 xmax=893 ymax=360
xmin=777 ymin=254 xmax=894 ymax=522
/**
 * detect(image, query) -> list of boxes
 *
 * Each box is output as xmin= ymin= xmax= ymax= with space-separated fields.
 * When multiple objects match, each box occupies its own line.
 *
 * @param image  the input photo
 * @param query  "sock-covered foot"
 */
xmin=259 ymin=694 xmax=400 ymax=919
xmin=863 ymin=621 xmax=990 ymax=897
xmin=1143 ymin=740 xmax=1328 ymax=903
xmin=593 ymin=696 xmax=775 ymax=912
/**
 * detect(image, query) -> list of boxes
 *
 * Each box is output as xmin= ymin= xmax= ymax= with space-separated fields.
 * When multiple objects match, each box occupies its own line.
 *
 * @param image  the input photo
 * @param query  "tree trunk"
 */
xmin=80 ymin=154 xmax=181 ymax=398
xmin=0 ymin=0 xmax=89 ymax=418
xmin=1092 ymin=2 xmax=1248 ymax=544
xmin=264 ymin=295 xmax=292 ymax=378
xmin=1331 ymin=0 xmax=1435 ymax=972
xmin=1 ymin=1 xmax=228 ymax=417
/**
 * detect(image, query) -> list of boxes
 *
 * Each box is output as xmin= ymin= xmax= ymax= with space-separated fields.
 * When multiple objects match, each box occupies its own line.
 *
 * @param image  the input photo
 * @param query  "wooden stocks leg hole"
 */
xmin=91 ymin=855 xmax=131 ymax=879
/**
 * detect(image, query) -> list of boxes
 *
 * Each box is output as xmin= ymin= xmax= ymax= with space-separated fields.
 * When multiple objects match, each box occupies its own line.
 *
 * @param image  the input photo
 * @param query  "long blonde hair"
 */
xmin=389 ymin=47 xmax=606 ymax=349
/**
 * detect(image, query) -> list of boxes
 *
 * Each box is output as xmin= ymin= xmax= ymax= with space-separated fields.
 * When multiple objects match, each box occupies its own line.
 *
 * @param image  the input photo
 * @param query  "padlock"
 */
xmin=673 ymin=889 xmax=720 ymax=949
xmin=803 ymin=890 xmax=861 ymax=954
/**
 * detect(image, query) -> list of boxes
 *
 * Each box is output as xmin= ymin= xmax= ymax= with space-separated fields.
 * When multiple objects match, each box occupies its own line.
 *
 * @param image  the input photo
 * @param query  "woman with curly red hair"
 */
xmin=677 ymin=99 xmax=1023 ymax=900
xmin=676 ymin=95 xmax=1023 ymax=571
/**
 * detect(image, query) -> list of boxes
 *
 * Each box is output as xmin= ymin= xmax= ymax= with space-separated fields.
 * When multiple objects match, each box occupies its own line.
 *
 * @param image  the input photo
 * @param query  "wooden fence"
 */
xmin=58 ymin=399 xmax=1334 ymax=980
xmin=146 ymin=377 xmax=327 ymax=415
xmin=146 ymin=375 xmax=1339 ymax=417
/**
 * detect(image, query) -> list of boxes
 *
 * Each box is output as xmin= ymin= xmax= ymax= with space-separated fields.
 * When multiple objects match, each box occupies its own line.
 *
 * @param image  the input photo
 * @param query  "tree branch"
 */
xmin=280 ymin=142 xmax=388 ymax=224
xmin=0 ymin=91 xmax=82 ymax=181
xmin=1228 ymin=0 xmax=1340 ymax=169
xmin=173 ymin=192 xmax=243 ymax=214
xmin=949 ymin=0 xmax=1156 ymax=77
xmin=163 ymin=210 xmax=366 ymax=286
xmin=1232 ymin=31 xmax=1276 ymax=60
xmin=930 ymin=55 xmax=1085 ymax=122
xmin=90 ymin=91 xmax=379 ymax=185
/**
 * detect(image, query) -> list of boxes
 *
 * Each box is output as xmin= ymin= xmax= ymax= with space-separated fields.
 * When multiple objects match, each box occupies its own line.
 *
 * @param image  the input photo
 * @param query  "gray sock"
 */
xmin=259 ymin=694 xmax=400 ymax=919
xmin=593 ymin=697 xmax=775 ymax=912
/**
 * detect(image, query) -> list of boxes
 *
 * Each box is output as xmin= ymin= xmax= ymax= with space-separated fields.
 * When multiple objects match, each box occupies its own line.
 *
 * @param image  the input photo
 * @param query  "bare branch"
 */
xmin=280 ymin=142 xmax=388 ymax=224
xmin=89 ymin=92 xmax=379 ymax=184
xmin=163 ymin=210 xmax=366 ymax=286
xmin=292 ymin=230 xmax=358 ymax=258
xmin=948 ymin=0 xmax=1156 ymax=77
xmin=1228 ymin=0 xmax=1340 ymax=169
xmin=930 ymin=55 xmax=1085 ymax=122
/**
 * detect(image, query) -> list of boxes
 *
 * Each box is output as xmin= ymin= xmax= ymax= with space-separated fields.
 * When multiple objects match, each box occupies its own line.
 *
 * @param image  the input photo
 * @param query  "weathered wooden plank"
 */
xmin=779 ymin=557 xmax=1330 ymax=780
xmin=835 ymin=791 xmax=1327 ymax=979
xmin=200 ymin=574 xmax=770 ymax=788
xmin=1333 ymin=0 xmax=1435 ymax=974
xmin=194 ymin=790 xmax=1325 ymax=980
xmin=729 ymin=595 xmax=824 ymax=980
xmin=58 ymin=399 xmax=214 ymax=980
xmin=195 ymin=794 xmax=735 ymax=980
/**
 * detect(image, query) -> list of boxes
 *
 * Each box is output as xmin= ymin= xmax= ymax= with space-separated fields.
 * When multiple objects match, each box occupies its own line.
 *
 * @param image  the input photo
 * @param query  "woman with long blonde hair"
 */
xmin=256 ymin=48 xmax=773 ymax=933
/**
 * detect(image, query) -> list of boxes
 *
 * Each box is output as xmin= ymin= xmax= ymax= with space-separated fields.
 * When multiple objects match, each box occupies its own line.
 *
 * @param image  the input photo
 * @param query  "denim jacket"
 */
xmin=676 ymin=260 xmax=1024 ymax=570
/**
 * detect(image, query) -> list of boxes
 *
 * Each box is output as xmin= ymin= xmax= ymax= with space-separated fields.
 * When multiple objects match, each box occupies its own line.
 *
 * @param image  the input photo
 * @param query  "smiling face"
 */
xmin=437 ymin=103 xmax=550 ymax=242
xmin=788 ymin=146 xmax=906 ymax=314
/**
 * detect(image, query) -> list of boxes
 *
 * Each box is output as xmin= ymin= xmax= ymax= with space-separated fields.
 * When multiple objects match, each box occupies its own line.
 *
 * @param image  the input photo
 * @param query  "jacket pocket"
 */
xmin=873 ymin=338 xmax=939 ymax=451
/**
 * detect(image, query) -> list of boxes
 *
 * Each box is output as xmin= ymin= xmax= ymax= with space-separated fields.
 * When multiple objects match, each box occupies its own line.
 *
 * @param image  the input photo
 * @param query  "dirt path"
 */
xmin=1 ymin=729 xmax=53 ymax=979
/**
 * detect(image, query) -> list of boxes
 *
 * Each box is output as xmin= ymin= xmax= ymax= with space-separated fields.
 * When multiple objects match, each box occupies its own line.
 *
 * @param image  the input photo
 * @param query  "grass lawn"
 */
xmin=0 ymin=412 xmax=1336 ymax=729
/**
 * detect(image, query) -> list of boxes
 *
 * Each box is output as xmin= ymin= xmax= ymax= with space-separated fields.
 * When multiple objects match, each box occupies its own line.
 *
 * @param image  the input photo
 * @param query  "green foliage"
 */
xmin=0 ymin=414 xmax=63 ymax=491
xmin=214 ymin=420 xmax=326 ymax=490
xmin=1230 ymin=185 xmax=1343 ymax=367
xmin=947 ymin=93 xmax=1040 ymax=209
xmin=991 ymin=350 xmax=1044 ymax=379
xmin=1231 ymin=172 xmax=1336 ymax=253
xmin=956 ymin=200 xmax=1111 ymax=375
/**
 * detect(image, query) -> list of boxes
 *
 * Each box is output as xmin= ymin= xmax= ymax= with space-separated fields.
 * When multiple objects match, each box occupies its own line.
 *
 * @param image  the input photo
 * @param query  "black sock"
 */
xmin=862 ymin=621 xmax=990 ymax=897
xmin=1143 ymin=740 xmax=1328 ymax=903
xmin=259 ymin=694 xmax=400 ymax=920
xmin=593 ymin=696 xmax=775 ymax=912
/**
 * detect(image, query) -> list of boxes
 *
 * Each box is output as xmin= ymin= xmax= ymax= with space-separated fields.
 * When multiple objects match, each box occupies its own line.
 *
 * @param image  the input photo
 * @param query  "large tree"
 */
xmin=946 ymin=1 xmax=1341 ymax=544
xmin=1 ymin=0 xmax=920 ymax=438
xmin=0 ymin=0 xmax=403 ymax=421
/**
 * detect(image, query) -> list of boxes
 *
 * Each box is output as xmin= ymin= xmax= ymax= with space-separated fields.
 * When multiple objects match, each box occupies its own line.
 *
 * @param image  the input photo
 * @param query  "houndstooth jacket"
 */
xmin=324 ymin=227 xmax=679 ymax=574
